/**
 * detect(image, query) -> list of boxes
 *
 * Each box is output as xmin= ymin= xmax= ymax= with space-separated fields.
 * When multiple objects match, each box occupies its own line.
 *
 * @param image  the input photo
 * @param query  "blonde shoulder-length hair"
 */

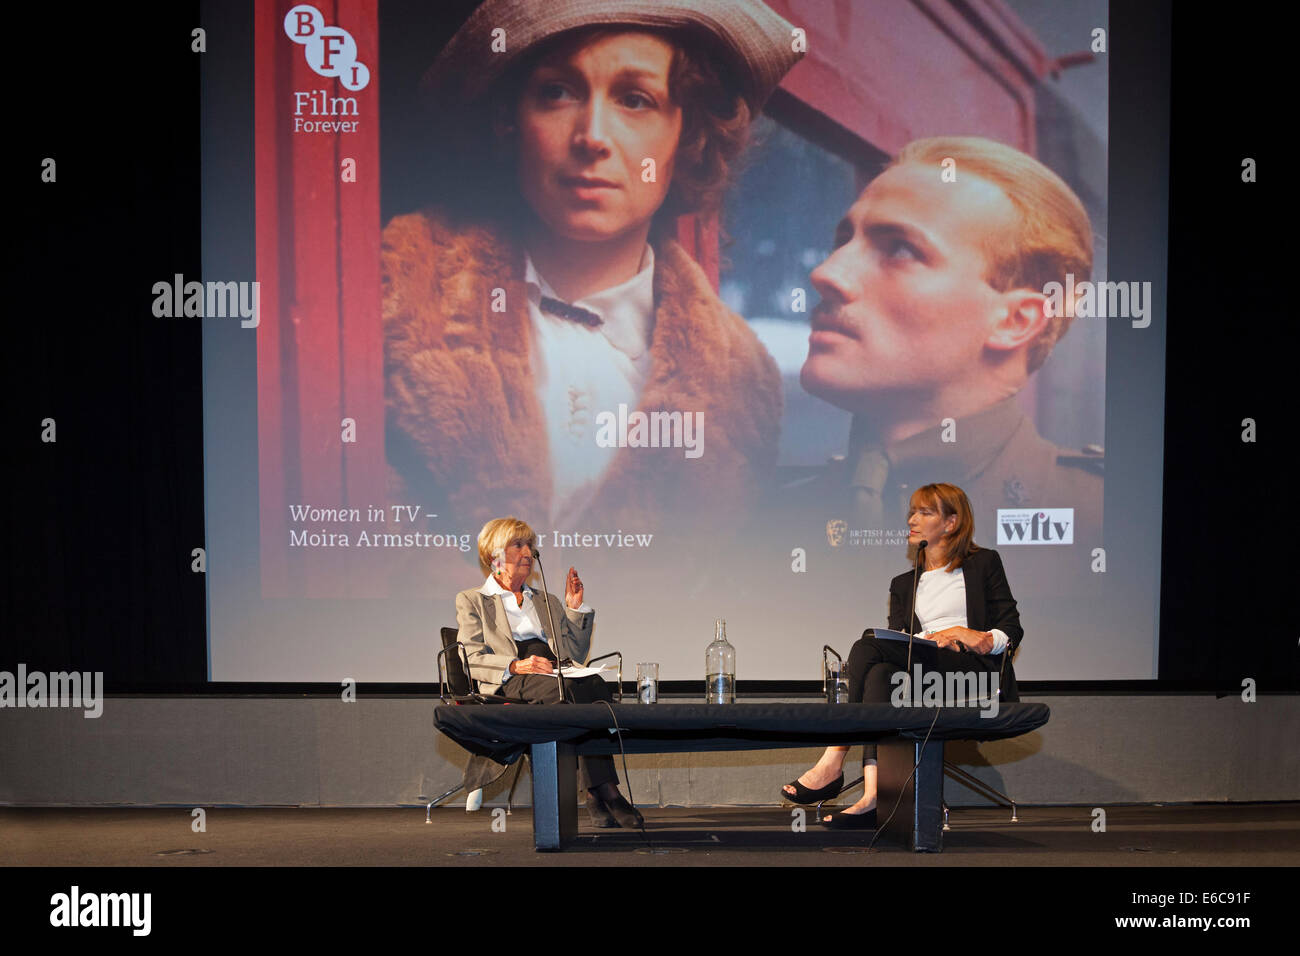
xmin=476 ymin=516 xmax=539 ymax=578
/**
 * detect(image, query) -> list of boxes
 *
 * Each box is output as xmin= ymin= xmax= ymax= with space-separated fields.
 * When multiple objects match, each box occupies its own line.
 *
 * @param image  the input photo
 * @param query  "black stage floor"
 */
xmin=4 ymin=803 xmax=1298 ymax=867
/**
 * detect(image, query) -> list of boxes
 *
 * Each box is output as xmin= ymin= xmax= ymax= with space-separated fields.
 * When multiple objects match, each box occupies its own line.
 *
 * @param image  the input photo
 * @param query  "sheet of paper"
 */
xmin=558 ymin=663 xmax=619 ymax=679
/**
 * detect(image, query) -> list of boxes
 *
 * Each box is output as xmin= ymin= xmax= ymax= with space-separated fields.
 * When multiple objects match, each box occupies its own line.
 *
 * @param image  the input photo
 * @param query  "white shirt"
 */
xmin=524 ymin=248 xmax=655 ymax=527
xmin=479 ymin=575 xmax=548 ymax=644
xmin=912 ymin=566 xmax=1010 ymax=655
xmin=479 ymin=575 xmax=592 ymax=682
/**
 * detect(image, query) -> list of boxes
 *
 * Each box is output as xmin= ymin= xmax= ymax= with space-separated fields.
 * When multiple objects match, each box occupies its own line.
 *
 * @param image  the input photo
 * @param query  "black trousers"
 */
xmin=500 ymin=639 xmax=617 ymax=791
xmin=844 ymin=634 xmax=1003 ymax=760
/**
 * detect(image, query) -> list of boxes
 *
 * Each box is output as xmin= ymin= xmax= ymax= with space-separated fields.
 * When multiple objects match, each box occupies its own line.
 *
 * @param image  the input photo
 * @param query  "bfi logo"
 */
xmin=996 ymin=509 xmax=1074 ymax=545
xmin=283 ymin=4 xmax=370 ymax=91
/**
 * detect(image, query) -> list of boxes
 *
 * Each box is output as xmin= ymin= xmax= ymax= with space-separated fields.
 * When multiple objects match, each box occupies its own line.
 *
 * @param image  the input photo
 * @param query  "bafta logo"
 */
xmin=826 ymin=519 xmax=847 ymax=548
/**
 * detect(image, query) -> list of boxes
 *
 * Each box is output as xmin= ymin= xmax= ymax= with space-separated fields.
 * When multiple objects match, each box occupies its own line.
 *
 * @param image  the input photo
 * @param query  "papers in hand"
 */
xmin=559 ymin=662 xmax=619 ymax=679
xmin=865 ymin=627 xmax=937 ymax=645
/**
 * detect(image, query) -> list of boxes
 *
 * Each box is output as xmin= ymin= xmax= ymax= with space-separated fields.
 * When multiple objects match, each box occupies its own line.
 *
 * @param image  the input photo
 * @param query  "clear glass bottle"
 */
xmin=825 ymin=658 xmax=850 ymax=704
xmin=705 ymin=619 xmax=735 ymax=703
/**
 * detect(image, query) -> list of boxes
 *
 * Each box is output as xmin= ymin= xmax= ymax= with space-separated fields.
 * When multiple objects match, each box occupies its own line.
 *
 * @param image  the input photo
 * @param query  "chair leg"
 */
xmin=942 ymin=801 xmax=950 ymax=831
xmin=816 ymin=774 xmax=864 ymax=815
xmin=505 ymin=758 xmax=527 ymax=815
xmin=942 ymin=761 xmax=1017 ymax=822
xmin=426 ymin=783 xmax=465 ymax=821
xmin=838 ymin=775 xmax=865 ymax=798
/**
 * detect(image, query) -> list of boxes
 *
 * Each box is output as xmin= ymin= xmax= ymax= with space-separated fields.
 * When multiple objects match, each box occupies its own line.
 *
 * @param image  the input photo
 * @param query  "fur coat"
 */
xmin=382 ymin=209 xmax=781 ymax=534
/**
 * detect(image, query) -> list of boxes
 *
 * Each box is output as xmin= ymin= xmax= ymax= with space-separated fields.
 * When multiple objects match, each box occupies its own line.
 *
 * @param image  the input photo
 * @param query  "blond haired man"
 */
xmin=800 ymin=136 xmax=1102 ymax=544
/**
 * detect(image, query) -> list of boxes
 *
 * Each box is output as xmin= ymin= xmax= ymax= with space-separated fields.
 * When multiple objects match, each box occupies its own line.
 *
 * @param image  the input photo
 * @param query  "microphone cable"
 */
xmin=597 ymin=698 xmax=652 ymax=847
xmin=531 ymin=547 xmax=568 ymax=703
xmin=905 ymin=539 xmax=927 ymax=683
xmin=864 ymin=704 xmax=943 ymax=852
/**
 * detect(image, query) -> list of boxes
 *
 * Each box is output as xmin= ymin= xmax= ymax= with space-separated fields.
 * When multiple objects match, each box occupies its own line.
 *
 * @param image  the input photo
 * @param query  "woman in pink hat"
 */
xmin=383 ymin=0 xmax=802 ymax=536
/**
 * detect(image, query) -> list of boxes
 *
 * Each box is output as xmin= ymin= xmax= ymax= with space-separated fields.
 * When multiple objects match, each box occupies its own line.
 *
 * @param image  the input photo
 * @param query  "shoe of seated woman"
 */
xmin=820 ymin=808 xmax=877 ymax=829
xmin=780 ymin=772 xmax=844 ymax=805
xmin=604 ymin=794 xmax=644 ymax=829
xmin=585 ymin=793 xmax=618 ymax=828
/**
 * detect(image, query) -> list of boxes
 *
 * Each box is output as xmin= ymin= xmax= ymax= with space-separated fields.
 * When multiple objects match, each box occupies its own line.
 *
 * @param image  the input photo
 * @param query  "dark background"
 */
xmin=4 ymin=0 xmax=1292 ymax=693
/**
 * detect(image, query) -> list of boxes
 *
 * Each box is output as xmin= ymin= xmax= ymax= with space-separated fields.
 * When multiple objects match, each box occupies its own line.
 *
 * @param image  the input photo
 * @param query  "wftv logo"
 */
xmin=284 ymin=4 xmax=370 ymax=91
xmin=997 ymin=508 xmax=1074 ymax=545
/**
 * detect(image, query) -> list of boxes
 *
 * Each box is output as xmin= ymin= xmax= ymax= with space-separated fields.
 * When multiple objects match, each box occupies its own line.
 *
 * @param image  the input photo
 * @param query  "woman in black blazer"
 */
xmin=780 ymin=482 xmax=1023 ymax=828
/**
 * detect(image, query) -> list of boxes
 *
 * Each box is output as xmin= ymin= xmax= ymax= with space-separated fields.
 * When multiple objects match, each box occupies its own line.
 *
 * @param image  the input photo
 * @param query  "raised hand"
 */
xmin=565 ymin=566 xmax=584 ymax=609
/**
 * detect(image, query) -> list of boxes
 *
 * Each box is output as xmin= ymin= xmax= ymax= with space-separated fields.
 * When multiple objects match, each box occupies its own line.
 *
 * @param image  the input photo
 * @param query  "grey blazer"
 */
xmin=454 ymin=585 xmax=596 ymax=696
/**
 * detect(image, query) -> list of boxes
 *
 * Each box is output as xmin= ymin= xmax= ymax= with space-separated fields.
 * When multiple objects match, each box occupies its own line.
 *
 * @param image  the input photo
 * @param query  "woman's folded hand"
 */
xmin=510 ymin=655 xmax=554 ymax=675
xmin=930 ymin=627 xmax=994 ymax=654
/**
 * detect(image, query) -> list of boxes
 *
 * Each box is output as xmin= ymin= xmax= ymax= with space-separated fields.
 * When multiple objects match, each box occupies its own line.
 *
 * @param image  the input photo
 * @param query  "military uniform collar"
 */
xmin=848 ymin=396 xmax=1027 ymax=487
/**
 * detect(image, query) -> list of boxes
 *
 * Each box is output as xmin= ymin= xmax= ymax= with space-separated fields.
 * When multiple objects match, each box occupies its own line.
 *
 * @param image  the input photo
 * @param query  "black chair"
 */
xmin=942 ymin=645 xmax=1020 ymax=826
xmin=426 ymin=627 xmax=625 ymax=820
xmin=814 ymin=644 xmax=1020 ymax=825
xmin=435 ymin=626 xmax=500 ymax=705
xmin=427 ymin=627 xmax=514 ymax=819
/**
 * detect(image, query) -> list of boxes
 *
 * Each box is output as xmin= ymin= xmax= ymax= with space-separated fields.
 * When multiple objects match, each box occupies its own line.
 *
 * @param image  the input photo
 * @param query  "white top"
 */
xmin=479 ymin=575 xmax=592 ymax=682
xmin=479 ymin=574 xmax=548 ymax=643
xmin=524 ymin=248 xmax=655 ymax=527
xmin=913 ymin=566 xmax=1009 ymax=655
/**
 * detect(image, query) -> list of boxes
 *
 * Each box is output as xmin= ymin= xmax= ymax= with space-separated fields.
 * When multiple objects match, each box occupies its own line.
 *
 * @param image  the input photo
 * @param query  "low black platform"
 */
xmin=434 ymin=701 xmax=1050 ymax=851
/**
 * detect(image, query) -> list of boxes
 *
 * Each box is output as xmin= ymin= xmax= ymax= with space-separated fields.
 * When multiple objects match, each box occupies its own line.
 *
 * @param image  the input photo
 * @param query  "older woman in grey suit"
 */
xmin=455 ymin=516 xmax=641 ymax=829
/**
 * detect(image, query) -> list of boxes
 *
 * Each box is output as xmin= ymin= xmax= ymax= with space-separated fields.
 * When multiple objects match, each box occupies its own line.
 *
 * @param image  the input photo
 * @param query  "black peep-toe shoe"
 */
xmin=820 ymin=808 xmax=877 ymax=829
xmin=780 ymin=772 xmax=844 ymax=805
